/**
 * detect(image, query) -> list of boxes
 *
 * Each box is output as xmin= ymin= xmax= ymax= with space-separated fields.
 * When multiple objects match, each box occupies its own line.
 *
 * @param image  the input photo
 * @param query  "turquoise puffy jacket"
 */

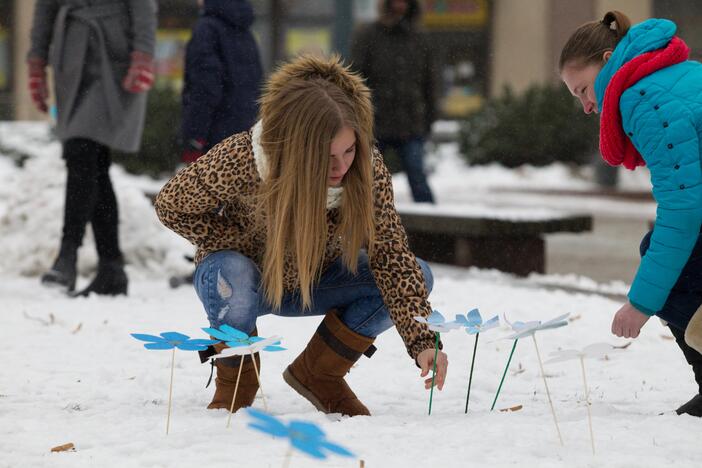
xmin=595 ymin=19 xmax=702 ymax=315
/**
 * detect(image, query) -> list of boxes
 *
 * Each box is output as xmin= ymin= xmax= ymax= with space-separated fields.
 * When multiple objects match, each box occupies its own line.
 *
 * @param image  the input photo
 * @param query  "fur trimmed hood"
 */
xmin=260 ymin=55 xmax=374 ymax=147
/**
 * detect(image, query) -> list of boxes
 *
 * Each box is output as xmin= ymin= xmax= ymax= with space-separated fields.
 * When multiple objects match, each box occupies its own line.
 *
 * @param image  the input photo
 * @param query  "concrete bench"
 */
xmin=396 ymin=204 xmax=593 ymax=276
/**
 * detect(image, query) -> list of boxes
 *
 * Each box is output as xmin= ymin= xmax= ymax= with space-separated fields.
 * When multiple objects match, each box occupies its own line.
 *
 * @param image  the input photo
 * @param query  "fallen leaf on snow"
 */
xmin=499 ymin=404 xmax=523 ymax=412
xmin=50 ymin=443 xmax=75 ymax=452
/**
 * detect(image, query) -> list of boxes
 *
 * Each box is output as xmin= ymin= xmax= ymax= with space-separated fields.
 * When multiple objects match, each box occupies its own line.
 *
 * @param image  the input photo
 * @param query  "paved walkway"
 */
xmin=547 ymin=213 xmax=650 ymax=285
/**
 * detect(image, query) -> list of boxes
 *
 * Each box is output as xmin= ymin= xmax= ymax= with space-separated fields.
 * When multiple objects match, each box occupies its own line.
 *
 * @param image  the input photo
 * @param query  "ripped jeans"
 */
xmin=193 ymin=250 xmax=434 ymax=338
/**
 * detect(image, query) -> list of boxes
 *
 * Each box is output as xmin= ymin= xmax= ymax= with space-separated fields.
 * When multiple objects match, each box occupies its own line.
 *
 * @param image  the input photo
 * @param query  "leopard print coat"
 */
xmin=155 ymin=129 xmax=436 ymax=360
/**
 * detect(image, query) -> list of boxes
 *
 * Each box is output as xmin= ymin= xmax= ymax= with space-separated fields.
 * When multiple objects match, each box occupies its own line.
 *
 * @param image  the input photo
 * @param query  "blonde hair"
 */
xmin=559 ymin=10 xmax=632 ymax=71
xmin=257 ymin=55 xmax=375 ymax=310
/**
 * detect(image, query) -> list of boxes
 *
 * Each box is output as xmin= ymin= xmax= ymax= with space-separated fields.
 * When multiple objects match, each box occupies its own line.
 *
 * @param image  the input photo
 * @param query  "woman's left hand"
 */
xmin=417 ymin=348 xmax=448 ymax=390
xmin=611 ymin=302 xmax=651 ymax=338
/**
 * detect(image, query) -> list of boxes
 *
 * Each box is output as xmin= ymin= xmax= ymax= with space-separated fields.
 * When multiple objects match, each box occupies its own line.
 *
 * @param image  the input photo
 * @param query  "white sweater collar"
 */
xmin=251 ymin=120 xmax=343 ymax=209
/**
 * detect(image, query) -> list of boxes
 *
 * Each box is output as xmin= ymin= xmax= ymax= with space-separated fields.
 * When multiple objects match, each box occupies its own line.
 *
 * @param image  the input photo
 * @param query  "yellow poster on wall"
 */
xmin=285 ymin=28 xmax=331 ymax=59
xmin=423 ymin=0 xmax=488 ymax=29
xmin=155 ymin=29 xmax=192 ymax=91
xmin=0 ymin=29 xmax=8 ymax=91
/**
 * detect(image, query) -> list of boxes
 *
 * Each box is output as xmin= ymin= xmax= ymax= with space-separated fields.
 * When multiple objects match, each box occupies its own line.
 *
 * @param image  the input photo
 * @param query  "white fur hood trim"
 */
xmin=251 ymin=120 xmax=343 ymax=209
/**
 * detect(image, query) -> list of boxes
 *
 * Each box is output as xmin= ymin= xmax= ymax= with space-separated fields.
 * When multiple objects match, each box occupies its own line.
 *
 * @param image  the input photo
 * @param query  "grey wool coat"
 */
xmin=28 ymin=0 xmax=157 ymax=153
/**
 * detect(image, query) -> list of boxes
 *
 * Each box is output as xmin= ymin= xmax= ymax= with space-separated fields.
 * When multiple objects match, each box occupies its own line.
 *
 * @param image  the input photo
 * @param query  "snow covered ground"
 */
xmin=1 ymin=123 xmax=699 ymax=468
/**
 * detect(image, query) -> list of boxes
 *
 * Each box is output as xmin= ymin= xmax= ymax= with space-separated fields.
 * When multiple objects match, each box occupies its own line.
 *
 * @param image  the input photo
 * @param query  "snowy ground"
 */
xmin=1 ymin=123 xmax=699 ymax=467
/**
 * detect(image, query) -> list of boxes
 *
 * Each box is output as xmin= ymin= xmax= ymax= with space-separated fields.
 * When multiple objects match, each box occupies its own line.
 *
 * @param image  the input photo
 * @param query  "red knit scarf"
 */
xmin=599 ymin=36 xmax=690 ymax=170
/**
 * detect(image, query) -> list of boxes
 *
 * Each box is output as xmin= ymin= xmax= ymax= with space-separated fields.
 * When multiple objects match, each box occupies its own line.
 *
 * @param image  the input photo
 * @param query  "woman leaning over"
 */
xmin=155 ymin=55 xmax=448 ymax=416
xmin=560 ymin=11 xmax=702 ymax=416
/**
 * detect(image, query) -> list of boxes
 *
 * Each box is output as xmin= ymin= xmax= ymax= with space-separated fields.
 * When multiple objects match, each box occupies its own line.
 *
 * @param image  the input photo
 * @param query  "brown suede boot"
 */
xmin=207 ymin=341 xmax=261 ymax=412
xmin=283 ymin=311 xmax=374 ymax=417
xmin=686 ymin=305 xmax=702 ymax=354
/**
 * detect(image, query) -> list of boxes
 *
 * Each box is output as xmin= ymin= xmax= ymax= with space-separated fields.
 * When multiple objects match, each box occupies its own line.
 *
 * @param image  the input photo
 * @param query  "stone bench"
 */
xmin=396 ymin=204 xmax=593 ymax=276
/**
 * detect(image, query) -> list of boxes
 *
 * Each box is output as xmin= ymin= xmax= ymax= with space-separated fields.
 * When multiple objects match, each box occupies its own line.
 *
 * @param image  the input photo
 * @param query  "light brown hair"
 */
xmin=257 ymin=55 xmax=375 ymax=310
xmin=559 ymin=11 xmax=632 ymax=71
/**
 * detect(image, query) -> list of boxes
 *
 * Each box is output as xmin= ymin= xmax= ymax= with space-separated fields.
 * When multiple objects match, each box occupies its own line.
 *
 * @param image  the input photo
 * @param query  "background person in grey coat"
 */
xmin=351 ymin=0 xmax=436 ymax=203
xmin=27 ymin=0 xmax=158 ymax=296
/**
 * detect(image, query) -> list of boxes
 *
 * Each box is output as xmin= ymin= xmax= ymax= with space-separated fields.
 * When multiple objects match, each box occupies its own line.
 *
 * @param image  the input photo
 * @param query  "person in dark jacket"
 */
xmin=181 ymin=0 xmax=263 ymax=163
xmin=350 ymin=0 xmax=436 ymax=203
xmin=29 ymin=0 xmax=158 ymax=297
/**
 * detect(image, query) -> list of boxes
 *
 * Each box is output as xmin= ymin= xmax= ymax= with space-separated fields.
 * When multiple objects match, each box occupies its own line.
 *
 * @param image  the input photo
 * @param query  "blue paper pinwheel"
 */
xmin=130 ymin=331 xmax=219 ymax=435
xmin=246 ymin=408 xmax=354 ymax=460
xmin=414 ymin=310 xmax=462 ymax=333
xmin=131 ymin=332 xmax=219 ymax=350
xmin=454 ymin=308 xmax=500 ymax=413
xmin=203 ymin=325 xmax=285 ymax=417
xmin=202 ymin=325 xmax=286 ymax=352
xmin=455 ymin=308 xmax=500 ymax=335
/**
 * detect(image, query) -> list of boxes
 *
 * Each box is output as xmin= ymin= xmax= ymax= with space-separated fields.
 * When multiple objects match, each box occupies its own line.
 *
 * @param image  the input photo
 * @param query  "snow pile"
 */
xmin=0 ymin=122 xmax=191 ymax=278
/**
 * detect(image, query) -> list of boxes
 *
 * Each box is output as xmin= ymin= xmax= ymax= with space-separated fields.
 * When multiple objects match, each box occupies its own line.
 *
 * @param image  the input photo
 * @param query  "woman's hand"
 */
xmin=417 ymin=348 xmax=448 ymax=390
xmin=611 ymin=302 xmax=651 ymax=338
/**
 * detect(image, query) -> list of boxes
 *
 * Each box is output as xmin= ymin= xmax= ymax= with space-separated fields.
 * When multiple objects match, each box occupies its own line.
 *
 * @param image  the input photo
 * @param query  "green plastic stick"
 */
xmin=490 ymin=339 xmax=518 ymax=411
xmin=428 ymin=332 xmax=440 ymax=415
xmin=464 ymin=332 xmax=480 ymax=413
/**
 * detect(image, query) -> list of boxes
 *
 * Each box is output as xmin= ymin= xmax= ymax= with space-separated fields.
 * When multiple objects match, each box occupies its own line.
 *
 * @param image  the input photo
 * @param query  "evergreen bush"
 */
xmin=458 ymin=83 xmax=599 ymax=167
xmin=113 ymin=87 xmax=182 ymax=177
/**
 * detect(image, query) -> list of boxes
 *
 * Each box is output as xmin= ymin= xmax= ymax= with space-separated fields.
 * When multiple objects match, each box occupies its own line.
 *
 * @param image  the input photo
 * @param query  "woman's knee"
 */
xmin=197 ymin=251 xmax=262 ymax=330
xmin=417 ymin=258 xmax=434 ymax=293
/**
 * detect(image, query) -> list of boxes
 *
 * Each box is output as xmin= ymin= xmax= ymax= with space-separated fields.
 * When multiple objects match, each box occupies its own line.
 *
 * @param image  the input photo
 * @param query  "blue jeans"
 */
xmin=639 ymin=230 xmax=702 ymax=330
xmin=377 ymin=137 xmax=435 ymax=203
xmin=193 ymin=250 xmax=434 ymax=338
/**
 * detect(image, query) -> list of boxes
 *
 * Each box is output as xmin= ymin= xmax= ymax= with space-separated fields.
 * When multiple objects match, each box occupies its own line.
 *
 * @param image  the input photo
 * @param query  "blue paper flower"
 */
xmin=131 ymin=332 xmax=218 ymax=351
xmin=414 ymin=310 xmax=462 ymax=333
xmin=455 ymin=308 xmax=500 ymax=335
xmin=202 ymin=325 xmax=285 ymax=352
xmin=246 ymin=408 xmax=354 ymax=460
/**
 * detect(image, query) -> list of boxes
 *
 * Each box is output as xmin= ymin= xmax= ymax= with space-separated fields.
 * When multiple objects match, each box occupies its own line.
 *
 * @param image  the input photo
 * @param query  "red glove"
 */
xmin=122 ymin=51 xmax=155 ymax=93
xmin=181 ymin=139 xmax=207 ymax=164
xmin=27 ymin=57 xmax=49 ymax=113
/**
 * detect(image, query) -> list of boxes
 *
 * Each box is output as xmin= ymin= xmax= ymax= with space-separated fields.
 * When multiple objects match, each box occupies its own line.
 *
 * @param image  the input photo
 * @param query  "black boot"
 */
xmin=669 ymin=324 xmax=702 ymax=417
xmin=676 ymin=394 xmax=702 ymax=417
xmin=41 ymin=242 xmax=78 ymax=291
xmin=73 ymin=258 xmax=128 ymax=297
xmin=43 ymin=139 xmax=103 ymax=292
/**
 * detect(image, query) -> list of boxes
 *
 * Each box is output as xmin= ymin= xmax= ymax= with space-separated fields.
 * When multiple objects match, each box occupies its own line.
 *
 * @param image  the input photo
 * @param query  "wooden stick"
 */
xmin=580 ymin=356 xmax=596 ymax=455
xmin=226 ymin=354 xmax=246 ymax=428
xmin=465 ymin=332 xmax=480 ymax=413
xmin=249 ymin=352 xmax=268 ymax=412
xmin=428 ymin=332 xmax=440 ymax=415
xmin=532 ymin=335 xmax=563 ymax=446
xmin=166 ymin=348 xmax=176 ymax=435
xmin=282 ymin=447 xmax=292 ymax=468
xmin=491 ymin=339 xmax=518 ymax=410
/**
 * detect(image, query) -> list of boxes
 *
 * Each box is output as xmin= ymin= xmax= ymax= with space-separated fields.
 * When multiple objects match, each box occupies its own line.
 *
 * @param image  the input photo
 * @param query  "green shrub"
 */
xmin=113 ymin=87 xmax=182 ymax=176
xmin=459 ymin=83 xmax=599 ymax=167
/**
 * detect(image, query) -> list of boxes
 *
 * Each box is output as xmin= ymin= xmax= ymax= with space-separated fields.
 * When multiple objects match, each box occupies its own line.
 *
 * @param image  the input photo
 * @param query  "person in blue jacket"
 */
xmin=181 ymin=0 xmax=263 ymax=163
xmin=560 ymin=10 xmax=702 ymax=417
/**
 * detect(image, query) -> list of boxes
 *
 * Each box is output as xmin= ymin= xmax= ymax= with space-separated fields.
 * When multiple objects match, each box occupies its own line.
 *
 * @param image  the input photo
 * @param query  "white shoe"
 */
xmin=685 ymin=305 xmax=702 ymax=354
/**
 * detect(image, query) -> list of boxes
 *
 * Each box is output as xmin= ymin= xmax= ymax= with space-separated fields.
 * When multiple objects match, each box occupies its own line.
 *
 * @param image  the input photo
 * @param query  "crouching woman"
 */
xmin=155 ymin=55 xmax=448 ymax=416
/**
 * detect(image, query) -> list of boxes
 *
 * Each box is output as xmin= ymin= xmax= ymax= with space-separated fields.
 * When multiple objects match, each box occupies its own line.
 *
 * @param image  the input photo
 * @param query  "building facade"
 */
xmin=3 ymin=0 xmax=702 ymax=121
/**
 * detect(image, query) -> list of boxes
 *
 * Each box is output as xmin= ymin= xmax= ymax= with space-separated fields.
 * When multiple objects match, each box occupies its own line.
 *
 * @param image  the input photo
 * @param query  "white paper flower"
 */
xmin=503 ymin=313 xmax=570 ymax=340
